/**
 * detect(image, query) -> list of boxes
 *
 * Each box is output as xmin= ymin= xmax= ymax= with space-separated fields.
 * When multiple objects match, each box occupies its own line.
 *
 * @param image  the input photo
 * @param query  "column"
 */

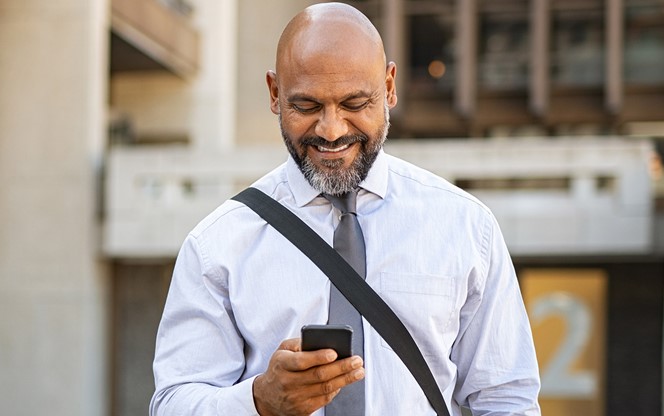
xmin=0 ymin=1 xmax=110 ymax=415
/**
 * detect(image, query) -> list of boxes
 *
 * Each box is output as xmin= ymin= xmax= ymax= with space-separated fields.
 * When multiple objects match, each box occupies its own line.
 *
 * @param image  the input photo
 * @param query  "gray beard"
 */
xmin=281 ymin=101 xmax=390 ymax=195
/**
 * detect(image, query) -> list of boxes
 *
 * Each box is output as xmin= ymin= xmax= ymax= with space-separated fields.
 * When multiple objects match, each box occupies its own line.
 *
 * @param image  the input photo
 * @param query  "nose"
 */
xmin=314 ymin=108 xmax=349 ymax=142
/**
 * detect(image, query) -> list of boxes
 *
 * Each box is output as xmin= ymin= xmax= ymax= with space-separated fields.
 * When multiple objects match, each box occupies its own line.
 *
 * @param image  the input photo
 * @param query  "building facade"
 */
xmin=1 ymin=0 xmax=663 ymax=415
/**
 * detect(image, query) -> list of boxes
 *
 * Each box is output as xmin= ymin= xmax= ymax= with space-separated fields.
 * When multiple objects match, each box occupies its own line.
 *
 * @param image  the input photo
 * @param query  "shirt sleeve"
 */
xmin=149 ymin=234 xmax=260 ymax=416
xmin=451 ymin=214 xmax=541 ymax=415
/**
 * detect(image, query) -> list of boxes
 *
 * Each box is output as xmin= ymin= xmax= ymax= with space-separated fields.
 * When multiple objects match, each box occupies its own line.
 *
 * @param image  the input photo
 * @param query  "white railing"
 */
xmin=103 ymin=137 xmax=654 ymax=258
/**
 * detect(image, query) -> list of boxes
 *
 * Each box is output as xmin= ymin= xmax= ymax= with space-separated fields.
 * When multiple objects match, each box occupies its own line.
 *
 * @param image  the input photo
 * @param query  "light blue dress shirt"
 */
xmin=150 ymin=151 xmax=541 ymax=416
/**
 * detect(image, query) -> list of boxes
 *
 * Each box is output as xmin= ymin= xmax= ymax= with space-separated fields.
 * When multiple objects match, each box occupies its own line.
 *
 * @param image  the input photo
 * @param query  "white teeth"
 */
xmin=317 ymin=144 xmax=350 ymax=153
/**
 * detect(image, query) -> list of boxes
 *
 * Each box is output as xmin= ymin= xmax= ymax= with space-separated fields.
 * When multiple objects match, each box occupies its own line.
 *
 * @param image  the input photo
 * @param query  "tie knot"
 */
xmin=324 ymin=191 xmax=358 ymax=215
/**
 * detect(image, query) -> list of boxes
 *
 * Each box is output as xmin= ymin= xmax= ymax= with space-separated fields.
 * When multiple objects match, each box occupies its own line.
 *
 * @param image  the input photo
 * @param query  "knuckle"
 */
xmin=302 ymin=398 xmax=322 ymax=415
xmin=277 ymin=341 xmax=291 ymax=354
xmin=325 ymin=389 xmax=340 ymax=403
xmin=321 ymin=380 xmax=336 ymax=395
xmin=345 ymin=371 xmax=358 ymax=384
xmin=339 ymin=359 xmax=353 ymax=372
xmin=271 ymin=350 xmax=286 ymax=366
xmin=291 ymin=355 xmax=311 ymax=371
xmin=279 ymin=337 xmax=299 ymax=351
xmin=291 ymin=355 xmax=306 ymax=370
xmin=313 ymin=366 xmax=326 ymax=381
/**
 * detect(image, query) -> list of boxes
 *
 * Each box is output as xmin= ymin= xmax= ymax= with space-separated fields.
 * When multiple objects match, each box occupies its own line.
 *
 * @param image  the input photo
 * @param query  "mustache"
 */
xmin=301 ymin=134 xmax=368 ymax=148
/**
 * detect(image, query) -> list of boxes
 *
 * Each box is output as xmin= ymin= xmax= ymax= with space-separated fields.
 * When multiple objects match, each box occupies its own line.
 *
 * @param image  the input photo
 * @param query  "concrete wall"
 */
xmin=111 ymin=0 xmax=321 ymax=150
xmin=0 ymin=1 xmax=109 ymax=415
xmin=235 ymin=0 xmax=316 ymax=146
xmin=111 ymin=0 xmax=239 ymax=152
xmin=103 ymin=137 xmax=654 ymax=258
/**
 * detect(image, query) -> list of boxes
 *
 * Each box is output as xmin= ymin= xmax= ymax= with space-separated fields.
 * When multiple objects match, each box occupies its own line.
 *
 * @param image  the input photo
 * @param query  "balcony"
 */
xmin=103 ymin=138 xmax=654 ymax=258
xmin=110 ymin=0 xmax=199 ymax=78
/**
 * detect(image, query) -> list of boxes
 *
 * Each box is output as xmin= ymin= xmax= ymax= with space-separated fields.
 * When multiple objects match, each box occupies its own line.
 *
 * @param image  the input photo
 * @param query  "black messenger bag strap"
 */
xmin=232 ymin=187 xmax=450 ymax=416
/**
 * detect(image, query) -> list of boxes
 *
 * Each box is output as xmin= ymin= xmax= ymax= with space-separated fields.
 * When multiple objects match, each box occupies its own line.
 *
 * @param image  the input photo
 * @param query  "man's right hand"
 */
xmin=252 ymin=338 xmax=365 ymax=416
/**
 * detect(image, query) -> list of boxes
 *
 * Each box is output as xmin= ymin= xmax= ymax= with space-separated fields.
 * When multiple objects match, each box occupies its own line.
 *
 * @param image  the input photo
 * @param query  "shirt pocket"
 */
xmin=378 ymin=272 xmax=457 ymax=357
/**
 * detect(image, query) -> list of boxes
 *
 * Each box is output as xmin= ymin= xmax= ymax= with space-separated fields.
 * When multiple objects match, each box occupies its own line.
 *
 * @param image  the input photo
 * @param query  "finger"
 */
xmin=278 ymin=337 xmax=301 ymax=352
xmin=324 ymin=364 xmax=365 ymax=391
xmin=305 ymin=355 xmax=364 ymax=385
xmin=306 ymin=364 xmax=365 ymax=400
xmin=274 ymin=355 xmax=362 ymax=397
xmin=270 ymin=363 xmax=363 ymax=409
xmin=299 ymin=387 xmax=342 ymax=412
xmin=280 ymin=348 xmax=338 ymax=372
xmin=313 ymin=355 xmax=363 ymax=382
xmin=273 ymin=386 xmax=342 ymax=416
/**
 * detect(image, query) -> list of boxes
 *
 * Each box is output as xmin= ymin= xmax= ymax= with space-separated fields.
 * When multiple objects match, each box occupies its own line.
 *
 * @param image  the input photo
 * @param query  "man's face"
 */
xmin=267 ymin=35 xmax=397 ymax=195
xmin=279 ymin=100 xmax=389 ymax=196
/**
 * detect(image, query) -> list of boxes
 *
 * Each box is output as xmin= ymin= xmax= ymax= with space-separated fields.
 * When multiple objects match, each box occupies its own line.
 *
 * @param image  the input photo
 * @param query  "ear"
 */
xmin=385 ymin=62 xmax=398 ymax=108
xmin=266 ymin=70 xmax=280 ymax=115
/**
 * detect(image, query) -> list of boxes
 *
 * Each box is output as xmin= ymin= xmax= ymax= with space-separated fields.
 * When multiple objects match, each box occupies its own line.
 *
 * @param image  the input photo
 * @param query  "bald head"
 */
xmin=275 ymin=2 xmax=386 ymax=75
xmin=266 ymin=3 xmax=398 ymax=195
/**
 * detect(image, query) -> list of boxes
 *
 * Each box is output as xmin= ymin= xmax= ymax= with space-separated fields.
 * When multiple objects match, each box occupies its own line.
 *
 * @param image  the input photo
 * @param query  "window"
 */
xmin=551 ymin=2 xmax=605 ymax=88
xmin=624 ymin=0 xmax=664 ymax=85
xmin=408 ymin=11 xmax=456 ymax=94
xmin=479 ymin=1 xmax=529 ymax=91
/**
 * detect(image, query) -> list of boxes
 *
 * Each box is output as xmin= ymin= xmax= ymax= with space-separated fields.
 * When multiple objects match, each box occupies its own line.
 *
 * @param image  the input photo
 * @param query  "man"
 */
xmin=150 ymin=3 xmax=540 ymax=416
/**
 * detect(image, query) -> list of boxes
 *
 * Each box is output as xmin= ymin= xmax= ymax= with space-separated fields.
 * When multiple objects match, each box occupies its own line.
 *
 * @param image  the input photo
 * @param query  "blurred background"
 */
xmin=1 ymin=0 xmax=664 ymax=415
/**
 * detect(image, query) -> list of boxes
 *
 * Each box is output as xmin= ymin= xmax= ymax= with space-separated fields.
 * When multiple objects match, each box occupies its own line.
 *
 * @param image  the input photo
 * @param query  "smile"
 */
xmin=317 ymin=144 xmax=351 ymax=153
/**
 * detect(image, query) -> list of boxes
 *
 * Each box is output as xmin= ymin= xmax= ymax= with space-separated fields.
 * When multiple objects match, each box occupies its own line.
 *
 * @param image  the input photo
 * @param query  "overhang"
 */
xmin=110 ymin=0 xmax=199 ymax=78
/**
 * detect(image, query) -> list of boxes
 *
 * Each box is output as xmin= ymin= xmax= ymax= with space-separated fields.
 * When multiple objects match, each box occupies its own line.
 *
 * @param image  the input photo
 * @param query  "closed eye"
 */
xmin=342 ymin=100 xmax=371 ymax=111
xmin=291 ymin=103 xmax=321 ymax=114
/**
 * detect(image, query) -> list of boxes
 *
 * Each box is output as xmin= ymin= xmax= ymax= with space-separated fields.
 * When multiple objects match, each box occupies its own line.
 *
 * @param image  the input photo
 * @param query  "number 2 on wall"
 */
xmin=531 ymin=292 xmax=597 ymax=398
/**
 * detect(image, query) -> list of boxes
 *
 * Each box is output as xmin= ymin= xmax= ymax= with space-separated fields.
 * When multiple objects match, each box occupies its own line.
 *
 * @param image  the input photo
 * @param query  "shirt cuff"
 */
xmin=215 ymin=375 xmax=261 ymax=415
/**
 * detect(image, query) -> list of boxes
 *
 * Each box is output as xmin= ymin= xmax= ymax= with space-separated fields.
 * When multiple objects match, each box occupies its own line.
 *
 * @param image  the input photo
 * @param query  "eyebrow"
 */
xmin=286 ymin=90 xmax=377 ymax=103
xmin=285 ymin=93 xmax=319 ymax=103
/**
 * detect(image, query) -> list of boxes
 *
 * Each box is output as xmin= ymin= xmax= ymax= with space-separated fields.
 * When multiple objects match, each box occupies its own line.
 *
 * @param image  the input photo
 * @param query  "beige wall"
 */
xmin=111 ymin=0 xmax=239 ymax=152
xmin=0 ymin=1 xmax=109 ymax=415
xmin=235 ymin=0 xmax=317 ymax=146
xmin=111 ymin=0 xmax=319 ymax=150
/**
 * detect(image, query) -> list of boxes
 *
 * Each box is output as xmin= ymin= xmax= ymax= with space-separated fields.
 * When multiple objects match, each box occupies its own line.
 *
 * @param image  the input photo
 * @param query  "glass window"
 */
xmin=551 ymin=4 xmax=605 ymax=88
xmin=624 ymin=0 xmax=664 ymax=85
xmin=478 ymin=10 xmax=529 ymax=90
xmin=407 ymin=2 xmax=456 ymax=95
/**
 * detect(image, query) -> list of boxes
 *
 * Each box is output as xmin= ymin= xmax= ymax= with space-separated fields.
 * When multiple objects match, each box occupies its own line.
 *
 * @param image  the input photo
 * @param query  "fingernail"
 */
xmin=351 ymin=356 xmax=363 ymax=368
xmin=353 ymin=368 xmax=365 ymax=380
xmin=326 ymin=350 xmax=337 ymax=361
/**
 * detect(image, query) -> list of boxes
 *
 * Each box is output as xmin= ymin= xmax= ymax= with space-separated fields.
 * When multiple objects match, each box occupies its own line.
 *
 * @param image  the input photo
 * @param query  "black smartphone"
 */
xmin=301 ymin=324 xmax=353 ymax=360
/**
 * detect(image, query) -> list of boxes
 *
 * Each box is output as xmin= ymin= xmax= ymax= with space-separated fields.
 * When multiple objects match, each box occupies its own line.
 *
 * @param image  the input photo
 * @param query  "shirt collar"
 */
xmin=287 ymin=149 xmax=388 ymax=207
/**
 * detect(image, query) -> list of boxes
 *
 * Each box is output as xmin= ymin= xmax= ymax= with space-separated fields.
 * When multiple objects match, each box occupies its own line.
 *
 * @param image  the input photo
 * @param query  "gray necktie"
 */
xmin=324 ymin=190 xmax=365 ymax=416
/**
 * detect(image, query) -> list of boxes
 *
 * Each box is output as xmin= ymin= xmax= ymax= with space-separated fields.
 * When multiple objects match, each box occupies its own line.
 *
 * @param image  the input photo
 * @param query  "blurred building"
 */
xmin=352 ymin=0 xmax=664 ymax=139
xmin=1 ymin=1 xmax=663 ymax=415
